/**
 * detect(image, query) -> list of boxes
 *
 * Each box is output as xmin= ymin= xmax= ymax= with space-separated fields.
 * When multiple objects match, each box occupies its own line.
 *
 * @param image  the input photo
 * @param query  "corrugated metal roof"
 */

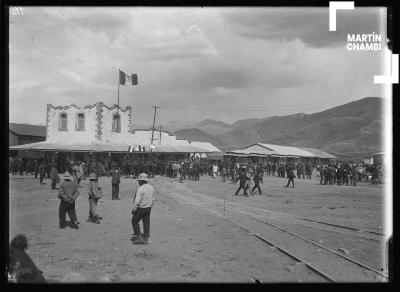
xmin=189 ymin=141 xmax=221 ymax=152
xmin=10 ymin=141 xmax=217 ymax=153
xmin=229 ymin=143 xmax=335 ymax=159
xmin=9 ymin=123 xmax=46 ymax=137
xmin=152 ymin=144 xmax=212 ymax=153
xmin=301 ymin=147 xmax=337 ymax=159
xmin=256 ymin=143 xmax=315 ymax=157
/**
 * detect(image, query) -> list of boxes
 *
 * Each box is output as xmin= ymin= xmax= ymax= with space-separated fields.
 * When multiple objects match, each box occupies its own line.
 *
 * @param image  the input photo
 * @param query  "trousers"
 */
xmin=132 ymin=207 xmax=152 ymax=238
xmin=112 ymin=183 xmax=119 ymax=199
xmin=286 ymin=177 xmax=294 ymax=188
xmin=235 ymin=184 xmax=248 ymax=196
xmin=51 ymin=179 xmax=57 ymax=189
xmin=59 ymin=200 xmax=77 ymax=227
xmin=251 ymin=183 xmax=262 ymax=194
xmin=89 ymin=197 xmax=99 ymax=218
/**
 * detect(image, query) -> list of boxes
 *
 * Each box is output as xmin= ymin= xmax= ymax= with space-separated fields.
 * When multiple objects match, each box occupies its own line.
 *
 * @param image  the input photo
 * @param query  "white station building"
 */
xmin=10 ymin=102 xmax=221 ymax=161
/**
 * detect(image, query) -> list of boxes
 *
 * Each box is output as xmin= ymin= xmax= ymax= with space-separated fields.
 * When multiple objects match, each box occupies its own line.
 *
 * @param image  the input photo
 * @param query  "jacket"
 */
xmin=109 ymin=169 xmax=120 ymax=184
xmin=58 ymin=181 xmax=79 ymax=203
xmin=50 ymin=167 xmax=59 ymax=180
xmin=253 ymin=172 xmax=261 ymax=183
xmin=88 ymin=181 xmax=102 ymax=199
xmin=235 ymin=172 xmax=249 ymax=186
xmin=133 ymin=183 xmax=155 ymax=211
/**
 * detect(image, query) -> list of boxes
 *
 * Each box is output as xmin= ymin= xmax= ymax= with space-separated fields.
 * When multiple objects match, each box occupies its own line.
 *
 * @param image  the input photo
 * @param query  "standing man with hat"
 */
xmin=131 ymin=173 xmax=155 ymax=245
xmin=39 ymin=162 xmax=46 ymax=185
xmin=50 ymin=163 xmax=59 ymax=190
xmin=107 ymin=162 xmax=121 ymax=200
xmin=87 ymin=173 xmax=103 ymax=224
xmin=285 ymin=164 xmax=295 ymax=188
xmin=57 ymin=172 xmax=80 ymax=229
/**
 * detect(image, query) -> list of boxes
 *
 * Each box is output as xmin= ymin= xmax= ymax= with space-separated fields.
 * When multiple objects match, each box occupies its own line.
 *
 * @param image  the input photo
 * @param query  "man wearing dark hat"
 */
xmin=87 ymin=173 xmax=103 ymax=224
xmin=107 ymin=162 xmax=121 ymax=200
xmin=57 ymin=172 xmax=80 ymax=229
xmin=131 ymin=173 xmax=155 ymax=245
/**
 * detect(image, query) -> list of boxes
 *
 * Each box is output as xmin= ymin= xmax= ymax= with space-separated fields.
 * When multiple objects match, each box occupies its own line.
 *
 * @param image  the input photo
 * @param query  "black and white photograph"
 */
xmin=6 ymin=3 xmax=396 ymax=283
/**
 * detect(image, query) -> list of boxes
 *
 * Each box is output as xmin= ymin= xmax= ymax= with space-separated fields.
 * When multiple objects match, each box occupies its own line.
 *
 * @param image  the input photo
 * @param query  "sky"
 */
xmin=9 ymin=6 xmax=390 ymax=127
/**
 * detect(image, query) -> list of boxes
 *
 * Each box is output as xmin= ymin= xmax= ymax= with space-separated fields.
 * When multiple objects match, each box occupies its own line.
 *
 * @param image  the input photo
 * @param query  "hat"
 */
xmin=88 ymin=173 xmax=97 ymax=180
xmin=63 ymin=172 xmax=72 ymax=180
xmin=136 ymin=173 xmax=150 ymax=182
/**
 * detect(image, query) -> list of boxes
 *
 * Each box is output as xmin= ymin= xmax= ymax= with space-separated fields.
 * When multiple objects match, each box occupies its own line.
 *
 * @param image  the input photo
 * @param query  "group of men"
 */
xmin=317 ymin=163 xmax=384 ymax=186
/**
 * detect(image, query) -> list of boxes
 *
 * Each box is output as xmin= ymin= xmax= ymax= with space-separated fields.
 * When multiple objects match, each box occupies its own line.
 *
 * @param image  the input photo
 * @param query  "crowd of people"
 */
xmin=9 ymin=156 xmax=385 ymax=187
xmin=8 ymin=155 xmax=386 ymax=282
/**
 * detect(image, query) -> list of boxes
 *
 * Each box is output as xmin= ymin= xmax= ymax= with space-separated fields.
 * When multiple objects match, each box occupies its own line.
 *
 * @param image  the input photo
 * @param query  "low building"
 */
xmin=9 ymin=103 xmax=221 ymax=162
xmin=225 ymin=143 xmax=336 ymax=164
xmin=372 ymin=152 xmax=385 ymax=165
xmin=9 ymin=123 xmax=46 ymax=146
xmin=9 ymin=123 xmax=46 ymax=158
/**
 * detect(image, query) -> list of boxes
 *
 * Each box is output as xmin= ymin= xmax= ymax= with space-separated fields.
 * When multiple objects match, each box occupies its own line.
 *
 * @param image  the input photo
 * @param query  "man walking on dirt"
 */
xmin=251 ymin=170 xmax=262 ymax=194
xmin=131 ymin=173 xmax=155 ymax=245
xmin=285 ymin=164 xmax=295 ymax=188
xmin=234 ymin=168 xmax=250 ymax=197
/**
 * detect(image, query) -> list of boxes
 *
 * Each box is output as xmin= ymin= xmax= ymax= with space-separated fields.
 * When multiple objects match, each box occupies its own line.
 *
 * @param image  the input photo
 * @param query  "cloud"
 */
xmin=9 ymin=7 xmax=388 ymax=126
xmin=221 ymin=7 xmax=385 ymax=48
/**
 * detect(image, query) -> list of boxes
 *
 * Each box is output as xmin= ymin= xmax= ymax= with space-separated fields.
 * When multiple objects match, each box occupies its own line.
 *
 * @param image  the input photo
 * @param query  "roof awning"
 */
xmin=9 ymin=141 xmax=216 ymax=154
xmin=225 ymin=152 xmax=249 ymax=157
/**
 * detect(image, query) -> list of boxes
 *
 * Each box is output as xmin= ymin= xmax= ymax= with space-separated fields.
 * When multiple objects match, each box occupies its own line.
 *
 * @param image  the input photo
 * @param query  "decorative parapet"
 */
xmin=95 ymin=102 xmax=104 ymax=140
xmin=47 ymin=103 xmax=132 ymax=112
xmin=46 ymin=104 xmax=51 ymax=140
xmin=47 ymin=103 xmax=96 ymax=111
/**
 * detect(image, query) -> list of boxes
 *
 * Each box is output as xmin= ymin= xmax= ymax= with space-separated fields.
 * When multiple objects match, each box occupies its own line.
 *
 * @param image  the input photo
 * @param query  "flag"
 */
xmin=119 ymin=70 xmax=138 ymax=85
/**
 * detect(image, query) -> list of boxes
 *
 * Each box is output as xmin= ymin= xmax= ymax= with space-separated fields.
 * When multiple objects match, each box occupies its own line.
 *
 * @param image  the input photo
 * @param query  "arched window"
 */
xmin=59 ymin=113 xmax=68 ymax=131
xmin=112 ymin=114 xmax=121 ymax=132
xmin=76 ymin=113 xmax=85 ymax=131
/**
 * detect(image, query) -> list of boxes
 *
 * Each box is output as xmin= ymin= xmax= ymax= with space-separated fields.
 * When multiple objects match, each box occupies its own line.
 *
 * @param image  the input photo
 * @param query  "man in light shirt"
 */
xmin=131 ymin=173 xmax=155 ymax=245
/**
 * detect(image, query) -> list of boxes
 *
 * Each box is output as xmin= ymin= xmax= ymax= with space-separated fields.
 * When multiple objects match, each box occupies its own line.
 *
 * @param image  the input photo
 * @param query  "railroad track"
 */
xmin=160 ymin=180 xmax=388 ymax=282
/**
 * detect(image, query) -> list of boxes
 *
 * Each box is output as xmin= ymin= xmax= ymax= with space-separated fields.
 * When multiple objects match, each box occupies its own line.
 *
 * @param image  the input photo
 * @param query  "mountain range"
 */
xmin=172 ymin=97 xmax=384 ymax=158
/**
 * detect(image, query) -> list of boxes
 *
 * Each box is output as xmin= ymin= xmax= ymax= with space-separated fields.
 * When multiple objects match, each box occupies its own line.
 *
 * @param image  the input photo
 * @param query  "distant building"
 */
xmin=225 ymin=143 xmax=336 ymax=164
xmin=372 ymin=152 xmax=385 ymax=165
xmin=9 ymin=123 xmax=46 ymax=147
xmin=10 ymin=103 xmax=221 ymax=162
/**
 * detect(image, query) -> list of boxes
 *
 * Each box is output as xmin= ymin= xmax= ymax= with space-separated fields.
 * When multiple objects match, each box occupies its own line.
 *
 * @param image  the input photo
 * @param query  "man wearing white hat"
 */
xmin=131 ymin=173 xmax=155 ymax=245
xmin=57 ymin=172 xmax=80 ymax=229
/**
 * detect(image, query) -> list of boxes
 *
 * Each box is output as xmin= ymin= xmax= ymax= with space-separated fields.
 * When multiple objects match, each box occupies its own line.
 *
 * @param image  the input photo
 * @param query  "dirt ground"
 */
xmin=8 ymin=172 xmax=388 ymax=282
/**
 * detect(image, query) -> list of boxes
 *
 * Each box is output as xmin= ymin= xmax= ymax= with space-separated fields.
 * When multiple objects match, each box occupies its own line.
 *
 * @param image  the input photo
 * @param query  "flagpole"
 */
xmin=117 ymin=68 xmax=120 ymax=132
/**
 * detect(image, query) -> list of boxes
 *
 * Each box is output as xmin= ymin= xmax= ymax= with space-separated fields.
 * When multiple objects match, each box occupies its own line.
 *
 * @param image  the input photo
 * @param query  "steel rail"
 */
xmin=222 ymin=215 xmax=337 ymax=283
xmin=294 ymin=217 xmax=385 ymax=236
xmin=244 ymin=212 xmax=389 ymax=279
xmin=188 ymin=190 xmax=382 ymax=241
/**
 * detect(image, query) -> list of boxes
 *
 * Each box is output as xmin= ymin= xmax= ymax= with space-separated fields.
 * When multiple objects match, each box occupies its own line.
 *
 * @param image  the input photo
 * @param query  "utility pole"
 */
xmin=151 ymin=105 xmax=159 ymax=146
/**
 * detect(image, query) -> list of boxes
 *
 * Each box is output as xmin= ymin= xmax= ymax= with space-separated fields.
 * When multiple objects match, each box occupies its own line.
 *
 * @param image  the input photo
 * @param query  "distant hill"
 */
xmin=194 ymin=119 xmax=232 ymax=135
xmin=173 ymin=128 xmax=223 ymax=147
xmin=162 ymin=119 xmax=199 ymax=132
xmin=173 ymin=97 xmax=383 ymax=158
xmin=195 ymin=119 xmax=231 ymax=128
